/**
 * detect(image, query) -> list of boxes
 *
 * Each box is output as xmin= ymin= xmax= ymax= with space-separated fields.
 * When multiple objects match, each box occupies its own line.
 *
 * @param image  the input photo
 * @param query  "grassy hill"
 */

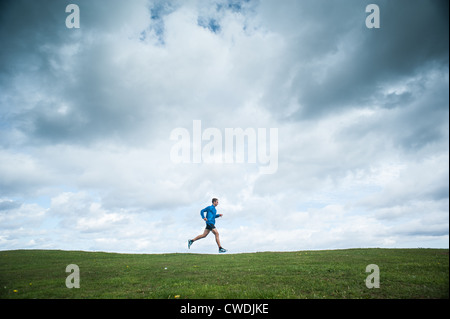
xmin=0 ymin=248 xmax=448 ymax=299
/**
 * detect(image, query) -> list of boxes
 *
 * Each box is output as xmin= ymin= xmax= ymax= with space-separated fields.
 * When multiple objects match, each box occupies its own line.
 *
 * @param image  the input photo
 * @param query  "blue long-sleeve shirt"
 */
xmin=200 ymin=205 xmax=221 ymax=225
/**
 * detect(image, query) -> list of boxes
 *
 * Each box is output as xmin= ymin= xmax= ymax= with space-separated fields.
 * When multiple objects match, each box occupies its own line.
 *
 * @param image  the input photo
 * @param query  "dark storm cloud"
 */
xmin=0 ymin=0 xmax=89 ymax=144
xmin=0 ymin=0 xmax=158 ymax=145
xmin=0 ymin=200 xmax=22 ymax=211
xmin=335 ymin=68 xmax=449 ymax=153
xmin=1 ymin=0 xmax=448 ymax=145
xmin=256 ymin=0 xmax=448 ymax=120
xmin=0 ymin=0 xmax=64 ymax=74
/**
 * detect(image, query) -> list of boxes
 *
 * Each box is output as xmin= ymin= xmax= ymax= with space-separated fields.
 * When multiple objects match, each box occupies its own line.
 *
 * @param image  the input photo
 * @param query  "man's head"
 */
xmin=212 ymin=198 xmax=219 ymax=206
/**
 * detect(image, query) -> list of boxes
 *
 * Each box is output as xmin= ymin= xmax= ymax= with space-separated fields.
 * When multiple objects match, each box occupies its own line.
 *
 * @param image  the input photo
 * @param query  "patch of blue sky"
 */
xmin=197 ymin=0 xmax=255 ymax=35
xmin=140 ymin=0 xmax=178 ymax=45
xmin=197 ymin=17 xmax=221 ymax=33
xmin=216 ymin=0 xmax=251 ymax=13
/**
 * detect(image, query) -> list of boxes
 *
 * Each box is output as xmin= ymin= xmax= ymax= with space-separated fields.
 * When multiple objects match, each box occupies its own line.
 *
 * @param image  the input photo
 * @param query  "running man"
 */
xmin=188 ymin=198 xmax=227 ymax=253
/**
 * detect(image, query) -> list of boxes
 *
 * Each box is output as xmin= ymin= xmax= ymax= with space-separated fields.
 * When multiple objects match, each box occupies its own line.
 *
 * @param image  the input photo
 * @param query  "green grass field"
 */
xmin=0 ymin=248 xmax=448 ymax=299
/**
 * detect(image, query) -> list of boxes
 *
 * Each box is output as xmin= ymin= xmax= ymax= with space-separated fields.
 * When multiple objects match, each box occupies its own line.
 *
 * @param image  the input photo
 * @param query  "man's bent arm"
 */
xmin=200 ymin=207 xmax=208 ymax=219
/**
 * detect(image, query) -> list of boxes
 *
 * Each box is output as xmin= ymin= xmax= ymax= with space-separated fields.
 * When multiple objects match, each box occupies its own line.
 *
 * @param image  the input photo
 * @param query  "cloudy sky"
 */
xmin=0 ymin=0 xmax=448 ymax=253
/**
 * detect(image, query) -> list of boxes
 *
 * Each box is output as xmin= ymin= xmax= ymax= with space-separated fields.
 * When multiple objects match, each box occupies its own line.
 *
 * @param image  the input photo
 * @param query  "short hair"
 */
xmin=212 ymin=198 xmax=218 ymax=204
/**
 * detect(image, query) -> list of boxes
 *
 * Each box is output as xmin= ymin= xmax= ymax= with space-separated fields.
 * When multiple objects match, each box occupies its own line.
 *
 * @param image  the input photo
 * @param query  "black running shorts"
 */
xmin=205 ymin=223 xmax=216 ymax=231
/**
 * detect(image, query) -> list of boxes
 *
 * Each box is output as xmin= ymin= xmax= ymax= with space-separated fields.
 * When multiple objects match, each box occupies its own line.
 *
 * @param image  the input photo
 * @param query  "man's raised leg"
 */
xmin=192 ymin=229 xmax=210 ymax=242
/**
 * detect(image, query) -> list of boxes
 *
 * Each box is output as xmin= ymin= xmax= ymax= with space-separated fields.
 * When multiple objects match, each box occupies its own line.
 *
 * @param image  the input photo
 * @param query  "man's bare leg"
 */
xmin=192 ymin=229 xmax=210 ymax=242
xmin=211 ymin=228 xmax=221 ymax=248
